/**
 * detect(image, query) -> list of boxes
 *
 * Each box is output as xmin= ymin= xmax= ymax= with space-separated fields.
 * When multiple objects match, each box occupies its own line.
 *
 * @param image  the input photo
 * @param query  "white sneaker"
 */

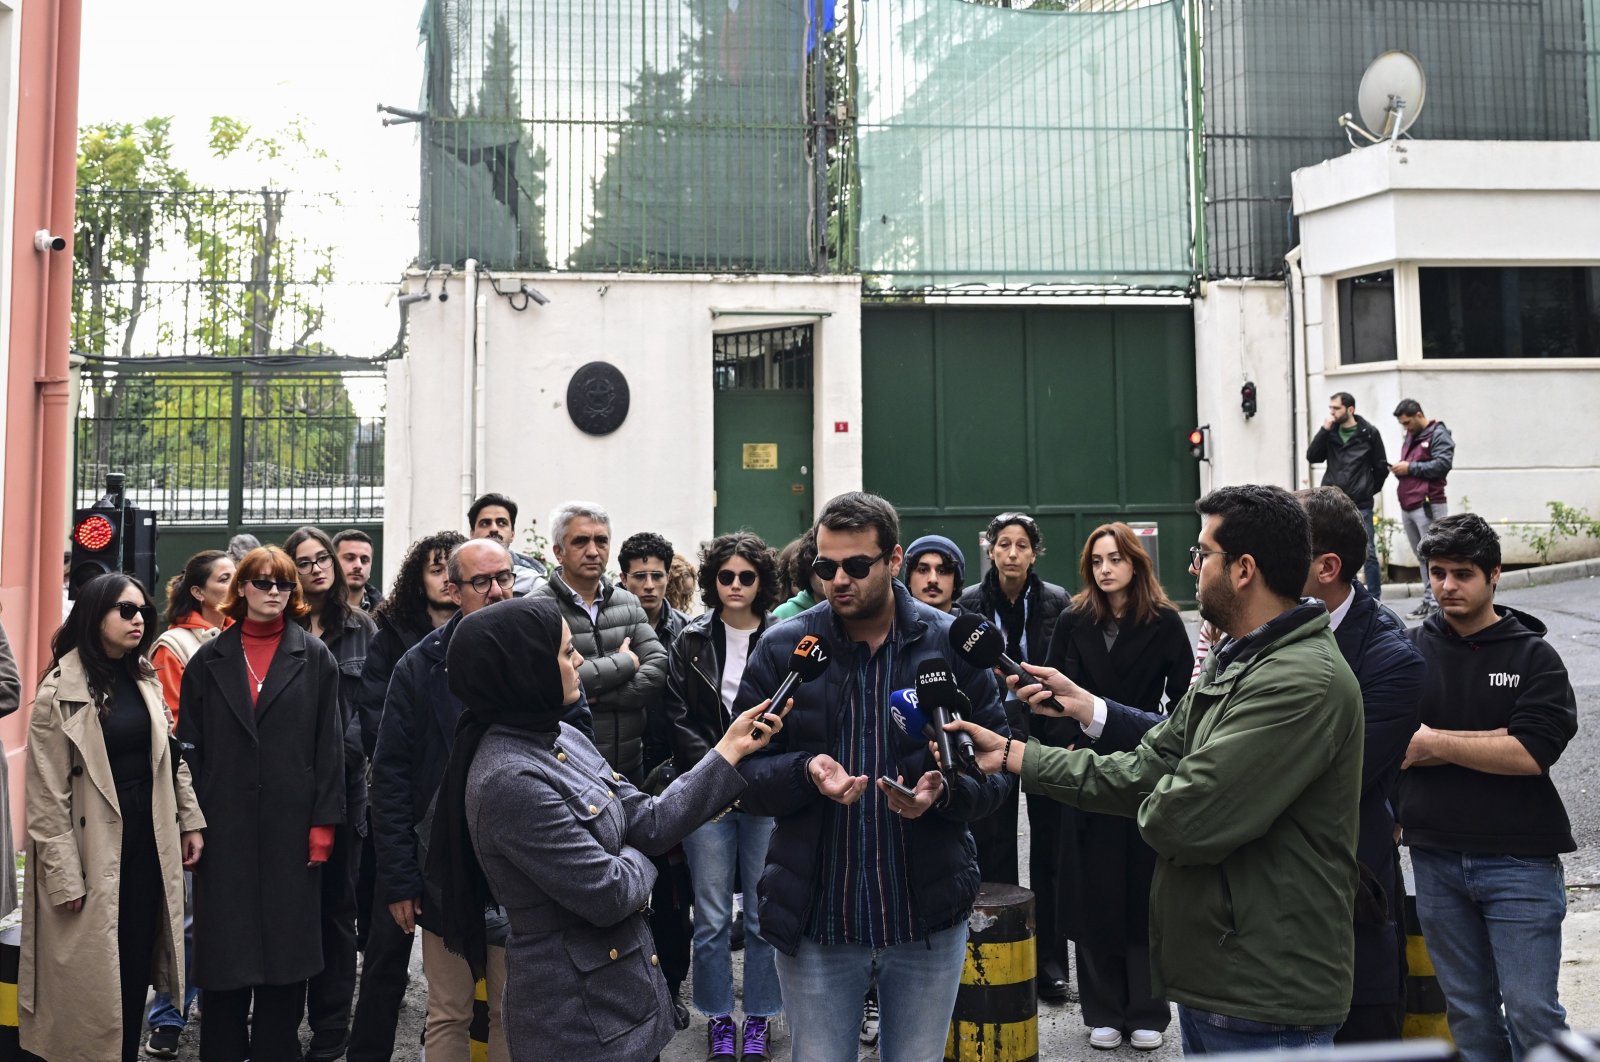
xmin=1130 ymin=1029 xmax=1164 ymax=1051
xmin=1090 ymin=1027 xmax=1123 ymax=1050
xmin=859 ymin=997 xmax=880 ymax=1046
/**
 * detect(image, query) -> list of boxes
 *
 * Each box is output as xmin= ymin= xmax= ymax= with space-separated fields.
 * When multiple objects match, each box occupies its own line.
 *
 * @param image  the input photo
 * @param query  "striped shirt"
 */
xmin=803 ymin=625 xmax=919 ymax=947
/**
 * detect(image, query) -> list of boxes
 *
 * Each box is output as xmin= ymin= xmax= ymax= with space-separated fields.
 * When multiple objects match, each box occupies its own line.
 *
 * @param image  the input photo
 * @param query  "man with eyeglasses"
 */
xmin=946 ymin=484 xmax=1366 ymax=1055
xmin=733 ymin=492 xmax=1012 ymax=1062
xmin=531 ymin=501 xmax=667 ymax=785
xmin=369 ymin=538 xmax=591 ymax=1062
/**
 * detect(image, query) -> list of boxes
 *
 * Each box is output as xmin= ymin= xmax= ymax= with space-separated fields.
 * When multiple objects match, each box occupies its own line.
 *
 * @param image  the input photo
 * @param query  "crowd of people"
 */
xmin=0 ymin=395 xmax=1577 ymax=1062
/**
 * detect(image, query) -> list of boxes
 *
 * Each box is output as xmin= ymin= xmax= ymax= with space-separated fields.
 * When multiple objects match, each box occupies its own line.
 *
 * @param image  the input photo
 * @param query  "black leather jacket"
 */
xmin=664 ymin=610 xmax=772 ymax=778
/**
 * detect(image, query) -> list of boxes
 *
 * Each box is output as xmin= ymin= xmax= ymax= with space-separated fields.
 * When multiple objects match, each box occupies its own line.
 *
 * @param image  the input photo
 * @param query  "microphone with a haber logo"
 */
xmin=887 ymin=659 xmax=979 ymax=779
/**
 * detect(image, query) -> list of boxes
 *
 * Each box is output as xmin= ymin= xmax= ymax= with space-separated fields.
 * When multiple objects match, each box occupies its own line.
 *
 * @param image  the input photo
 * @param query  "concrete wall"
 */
xmin=1291 ymin=141 xmax=1600 ymax=566
xmin=386 ymin=271 xmax=862 ymax=564
xmin=1192 ymin=280 xmax=1298 ymax=496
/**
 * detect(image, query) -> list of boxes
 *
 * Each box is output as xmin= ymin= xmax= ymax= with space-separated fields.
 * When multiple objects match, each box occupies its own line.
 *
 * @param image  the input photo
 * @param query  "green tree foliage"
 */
xmin=73 ymin=118 xmax=361 ymax=493
xmin=567 ymin=0 xmax=808 ymax=271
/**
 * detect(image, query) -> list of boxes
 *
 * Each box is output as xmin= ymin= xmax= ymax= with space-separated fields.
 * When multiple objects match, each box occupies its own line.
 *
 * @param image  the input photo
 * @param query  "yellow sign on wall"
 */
xmin=742 ymin=443 xmax=779 ymax=470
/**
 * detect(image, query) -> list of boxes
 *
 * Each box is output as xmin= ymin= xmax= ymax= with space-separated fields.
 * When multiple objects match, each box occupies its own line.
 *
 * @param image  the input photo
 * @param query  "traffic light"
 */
xmin=68 ymin=473 xmax=159 ymax=598
xmin=1241 ymin=381 xmax=1258 ymax=419
xmin=1187 ymin=426 xmax=1208 ymax=461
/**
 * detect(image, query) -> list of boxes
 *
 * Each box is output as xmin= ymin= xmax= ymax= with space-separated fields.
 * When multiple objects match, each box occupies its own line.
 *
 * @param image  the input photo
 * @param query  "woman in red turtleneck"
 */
xmin=175 ymin=545 xmax=345 ymax=1062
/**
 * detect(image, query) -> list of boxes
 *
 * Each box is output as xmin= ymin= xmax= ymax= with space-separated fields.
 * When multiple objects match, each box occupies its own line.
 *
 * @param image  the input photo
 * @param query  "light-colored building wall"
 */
xmin=1192 ymin=280 xmax=1296 ymax=496
xmin=386 ymin=271 xmax=862 ymax=562
xmin=1290 ymin=140 xmax=1600 ymax=566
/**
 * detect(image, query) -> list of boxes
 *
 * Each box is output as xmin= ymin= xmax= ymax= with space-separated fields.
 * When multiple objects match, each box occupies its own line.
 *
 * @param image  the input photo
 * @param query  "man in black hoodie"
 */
xmin=1397 ymin=513 xmax=1578 ymax=1062
xmin=1307 ymin=392 xmax=1390 ymax=596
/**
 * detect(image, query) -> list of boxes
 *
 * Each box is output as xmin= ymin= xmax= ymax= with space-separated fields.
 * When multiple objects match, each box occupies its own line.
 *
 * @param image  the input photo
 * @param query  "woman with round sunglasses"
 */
xmin=175 ymin=546 xmax=345 ymax=1061
xmin=20 ymin=573 xmax=205 ymax=1061
xmin=1043 ymin=523 xmax=1193 ymax=1052
xmin=664 ymin=532 xmax=784 ymax=1061
xmin=957 ymin=511 xmax=1072 ymax=1001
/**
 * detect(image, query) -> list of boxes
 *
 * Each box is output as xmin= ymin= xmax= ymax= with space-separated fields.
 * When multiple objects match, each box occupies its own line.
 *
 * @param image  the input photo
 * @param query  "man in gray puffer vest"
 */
xmin=532 ymin=501 xmax=668 ymax=782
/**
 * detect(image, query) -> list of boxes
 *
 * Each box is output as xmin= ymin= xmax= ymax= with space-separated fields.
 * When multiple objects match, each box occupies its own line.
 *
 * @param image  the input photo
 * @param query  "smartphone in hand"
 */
xmin=879 ymin=775 xmax=917 ymax=799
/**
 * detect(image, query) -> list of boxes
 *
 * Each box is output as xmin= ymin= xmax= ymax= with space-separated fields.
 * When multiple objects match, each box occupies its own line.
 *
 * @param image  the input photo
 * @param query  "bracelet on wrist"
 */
xmin=1002 ymin=736 xmax=1015 ymax=775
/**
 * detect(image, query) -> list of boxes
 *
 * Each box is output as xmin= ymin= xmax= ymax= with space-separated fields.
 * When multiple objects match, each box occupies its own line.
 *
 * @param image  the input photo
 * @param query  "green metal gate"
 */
xmin=861 ymin=305 xmax=1199 ymax=605
xmin=73 ymin=358 xmax=387 ymax=600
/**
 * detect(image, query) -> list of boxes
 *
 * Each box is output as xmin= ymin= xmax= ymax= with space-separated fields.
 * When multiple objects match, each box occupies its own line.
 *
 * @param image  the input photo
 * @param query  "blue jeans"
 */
xmin=681 ymin=813 xmax=781 ymax=1018
xmin=775 ymin=922 xmax=967 ymax=1062
xmin=1411 ymin=847 xmax=1568 ymax=1062
xmin=1178 ymin=1006 xmax=1338 ymax=1054
xmin=1358 ymin=505 xmax=1382 ymax=597
xmin=147 ymin=870 xmax=198 ymax=1030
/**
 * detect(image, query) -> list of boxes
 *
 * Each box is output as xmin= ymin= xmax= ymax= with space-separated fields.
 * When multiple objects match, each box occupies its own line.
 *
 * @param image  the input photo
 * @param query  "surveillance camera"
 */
xmin=520 ymin=284 xmax=550 ymax=306
xmin=34 ymin=230 xmax=66 ymax=253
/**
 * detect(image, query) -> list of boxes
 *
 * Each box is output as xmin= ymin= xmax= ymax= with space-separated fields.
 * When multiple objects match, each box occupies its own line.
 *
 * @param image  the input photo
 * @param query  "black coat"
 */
xmin=357 ymin=612 xmax=433 ymax=758
xmin=1307 ymin=414 xmax=1390 ymax=508
xmin=320 ymin=609 xmax=377 ymax=837
xmin=958 ymin=570 xmax=1070 ymax=739
xmin=369 ymin=611 xmax=594 ymax=931
xmin=664 ymin=611 xmax=772 ymax=779
xmin=735 ymin=583 xmax=1014 ymax=956
xmin=1332 ymin=583 xmax=1425 ymax=1008
xmin=177 ymin=621 xmax=345 ymax=990
xmin=1043 ymin=605 xmax=1192 ymax=949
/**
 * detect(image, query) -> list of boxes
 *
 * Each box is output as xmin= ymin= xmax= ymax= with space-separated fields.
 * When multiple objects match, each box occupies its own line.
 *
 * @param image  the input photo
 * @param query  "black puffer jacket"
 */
xmin=664 ymin=610 xmax=772 ymax=778
xmin=319 ymin=609 xmax=377 ymax=837
xmin=958 ymin=569 xmax=1070 ymax=738
xmin=531 ymin=571 xmax=668 ymax=783
xmin=734 ymin=583 xmax=1014 ymax=956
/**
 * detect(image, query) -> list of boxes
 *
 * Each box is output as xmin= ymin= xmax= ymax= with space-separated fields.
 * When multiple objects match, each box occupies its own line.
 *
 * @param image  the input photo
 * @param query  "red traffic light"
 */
xmin=73 ymin=514 xmax=116 ymax=552
xmin=1187 ymin=430 xmax=1204 ymax=446
xmin=1187 ymin=427 xmax=1207 ymax=461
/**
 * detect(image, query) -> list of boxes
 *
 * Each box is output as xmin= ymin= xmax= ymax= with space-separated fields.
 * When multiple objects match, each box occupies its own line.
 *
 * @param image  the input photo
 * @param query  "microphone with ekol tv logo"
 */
xmin=948 ymin=611 xmax=1070 ymax=716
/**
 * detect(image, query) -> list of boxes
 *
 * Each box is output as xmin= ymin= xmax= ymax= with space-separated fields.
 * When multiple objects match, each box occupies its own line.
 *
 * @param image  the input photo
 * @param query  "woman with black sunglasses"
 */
xmin=20 ymin=573 xmax=205 ymax=1061
xmin=176 ymin=546 xmax=344 ymax=1061
xmin=664 ymin=532 xmax=783 ymax=1061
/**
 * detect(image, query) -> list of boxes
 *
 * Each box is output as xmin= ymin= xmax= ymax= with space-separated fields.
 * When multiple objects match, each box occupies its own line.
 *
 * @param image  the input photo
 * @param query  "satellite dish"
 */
xmin=1338 ymin=50 xmax=1427 ymax=146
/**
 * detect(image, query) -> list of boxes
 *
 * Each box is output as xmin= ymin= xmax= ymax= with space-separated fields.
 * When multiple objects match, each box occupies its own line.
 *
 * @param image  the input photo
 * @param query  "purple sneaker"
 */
xmin=742 ymin=1015 xmax=771 ymax=1061
xmin=707 ymin=1014 xmax=737 ymax=1061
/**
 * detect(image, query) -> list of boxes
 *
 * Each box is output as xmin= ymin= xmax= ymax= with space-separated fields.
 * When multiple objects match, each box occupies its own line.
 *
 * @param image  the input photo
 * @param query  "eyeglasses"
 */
xmin=249 ymin=578 xmax=297 ymax=593
xmin=109 ymin=601 xmax=154 ymax=621
xmin=626 ymin=570 xmax=666 ymax=583
xmin=294 ymin=552 xmax=333 ymax=572
xmin=812 ymin=549 xmax=890 ymax=581
xmin=717 ymin=569 xmax=758 ymax=587
xmin=456 ymin=569 xmax=516 ymax=595
xmin=1188 ymin=546 xmax=1233 ymax=569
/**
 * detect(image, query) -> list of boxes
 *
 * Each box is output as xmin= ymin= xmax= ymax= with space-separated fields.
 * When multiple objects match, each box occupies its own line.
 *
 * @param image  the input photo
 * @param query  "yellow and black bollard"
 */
xmin=1402 ymin=891 xmax=1453 ymax=1042
xmin=945 ymin=883 xmax=1038 ymax=1062
xmin=470 ymin=976 xmax=490 ymax=1061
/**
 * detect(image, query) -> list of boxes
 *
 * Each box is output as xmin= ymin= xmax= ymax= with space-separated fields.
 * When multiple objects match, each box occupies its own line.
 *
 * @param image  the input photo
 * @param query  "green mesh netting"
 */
xmin=857 ymin=0 xmax=1193 ymax=292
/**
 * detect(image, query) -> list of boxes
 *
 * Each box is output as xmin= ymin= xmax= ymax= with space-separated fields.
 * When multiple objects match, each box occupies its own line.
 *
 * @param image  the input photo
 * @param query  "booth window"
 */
xmin=1421 ymin=266 xmax=1600 ymax=359
xmin=1337 ymin=271 xmax=1397 ymax=364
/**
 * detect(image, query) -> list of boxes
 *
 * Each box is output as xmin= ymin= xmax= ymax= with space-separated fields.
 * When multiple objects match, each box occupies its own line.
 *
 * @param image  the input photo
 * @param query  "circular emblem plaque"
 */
xmin=566 ymin=362 xmax=630 ymax=436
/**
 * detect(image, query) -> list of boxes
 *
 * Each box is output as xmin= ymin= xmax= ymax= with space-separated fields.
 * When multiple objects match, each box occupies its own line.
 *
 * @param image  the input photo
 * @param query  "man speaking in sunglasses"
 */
xmin=733 ymin=492 xmax=1013 ymax=1062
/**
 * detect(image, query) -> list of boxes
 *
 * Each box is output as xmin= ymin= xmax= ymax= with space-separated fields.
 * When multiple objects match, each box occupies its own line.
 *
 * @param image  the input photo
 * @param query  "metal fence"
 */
xmin=856 ymin=0 xmax=1194 ymax=292
xmin=419 ymin=0 xmax=822 ymax=273
xmin=75 ymin=370 xmax=386 ymax=526
xmin=1201 ymin=0 xmax=1600 ymax=279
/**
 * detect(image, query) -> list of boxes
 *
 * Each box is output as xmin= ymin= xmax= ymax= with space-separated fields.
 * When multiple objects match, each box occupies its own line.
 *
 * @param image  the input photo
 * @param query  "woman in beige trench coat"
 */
xmin=20 ymin=573 xmax=206 ymax=1062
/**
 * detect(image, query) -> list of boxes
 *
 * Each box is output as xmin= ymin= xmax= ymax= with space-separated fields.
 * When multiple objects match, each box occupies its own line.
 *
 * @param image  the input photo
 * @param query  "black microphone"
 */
xmin=949 ymin=612 xmax=1068 ymax=716
xmin=766 ymin=633 xmax=833 ymax=713
xmin=915 ymin=659 xmax=977 ymax=773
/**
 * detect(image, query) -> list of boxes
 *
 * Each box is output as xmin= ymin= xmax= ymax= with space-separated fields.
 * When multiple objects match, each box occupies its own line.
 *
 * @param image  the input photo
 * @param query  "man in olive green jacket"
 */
xmin=952 ymin=485 xmax=1364 ymax=1054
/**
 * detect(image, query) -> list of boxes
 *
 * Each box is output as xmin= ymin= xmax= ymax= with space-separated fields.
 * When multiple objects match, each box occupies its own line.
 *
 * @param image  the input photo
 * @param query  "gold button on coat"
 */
xmin=557 ymin=752 xmax=567 ymax=762
xmin=650 ymin=954 xmax=659 ymax=966
xmin=609 ymin=948 xmax=619 ymax=961
xmin=588 ymin=804 xmax=599 ymax=814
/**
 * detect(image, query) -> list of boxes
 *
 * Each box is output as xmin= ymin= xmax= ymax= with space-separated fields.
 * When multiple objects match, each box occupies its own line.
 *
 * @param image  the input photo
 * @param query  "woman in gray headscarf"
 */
xmin=427 ymin=597 xmax=786 ymax=1062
